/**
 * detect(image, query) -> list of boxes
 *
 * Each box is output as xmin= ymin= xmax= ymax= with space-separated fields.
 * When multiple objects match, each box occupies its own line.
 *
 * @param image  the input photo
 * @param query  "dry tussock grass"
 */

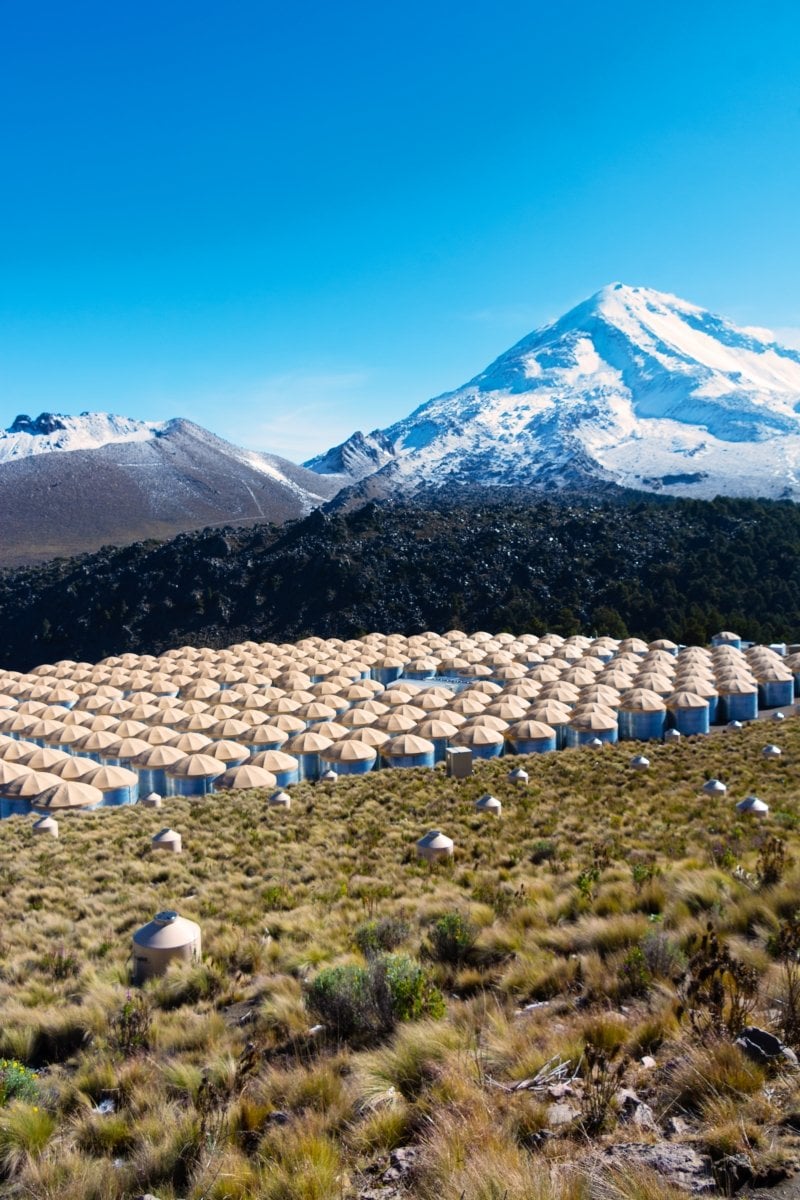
xmin=0 ymin=719 xmax=800 ymax=1195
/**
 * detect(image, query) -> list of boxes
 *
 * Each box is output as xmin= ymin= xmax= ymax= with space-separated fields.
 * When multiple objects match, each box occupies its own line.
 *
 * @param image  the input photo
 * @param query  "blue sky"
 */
xmin=1 ymin=0 xmax=800 ymax=460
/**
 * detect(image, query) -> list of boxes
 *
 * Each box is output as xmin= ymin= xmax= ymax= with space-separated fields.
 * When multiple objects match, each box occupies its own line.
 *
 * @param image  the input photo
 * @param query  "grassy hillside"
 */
xmin=3 ymin=722 xmax=800 ymax=1197
xmin=1 ymin=491 xmax=800 ymax=672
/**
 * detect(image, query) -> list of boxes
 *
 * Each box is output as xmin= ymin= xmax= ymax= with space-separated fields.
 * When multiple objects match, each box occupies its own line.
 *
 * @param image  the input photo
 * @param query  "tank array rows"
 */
xmin=0 ymin=628 xmax=797 ymax=815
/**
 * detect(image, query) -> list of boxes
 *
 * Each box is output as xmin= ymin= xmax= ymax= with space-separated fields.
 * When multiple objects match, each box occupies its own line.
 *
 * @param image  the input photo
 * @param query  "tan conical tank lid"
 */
xmin=414 ymin=718 xmax=459 ymax=739
xmin=619 ymin=688 xmax=666 ymax=713
xmin=451 ymin=724 xmax=505 ymax=747
xmin=666 ymin=690 xmax=709 ymax=709
xmin=0 ymin=760 xmax=29 ymax=785
xmin=36 ymin=781 xmax=104 ymax=810
xmin=321 ymin=739 xmax=377 ymax=763
xmin=131 ymin=744 xmax=186 ymax=769
xmin=3 ymin=769 xmax=61 ymax=797
xmin=568 ymin=710 xmax=618 ymax=731
xmin=285 ymin=729 xmax=334 ymax=753
xmin=506 ymin=719 xmax=556 ymax=739
xmin=217 ymin=764 xmax=277 ymax=790
xmin=347 ymin=726 xmax=391 ymax=747
xmin=383 ymin=733 xmax=436 ymax=756
xmin=249 ymin=749 xmax=298 ymax=773
xmin=84 ymin=764 xmax=139 ymax=788
xmin=133 ymin=909 xmax=200 ymax=950
xmin=50 ymin=755 xmax=99 ymax=781
xmin=171 ymin=731 xmax=213 ymax=753
xmin=19 ymin=746 xmax=70 ymax=770
xmin=166 ymin=754 xmax=226 ymax=779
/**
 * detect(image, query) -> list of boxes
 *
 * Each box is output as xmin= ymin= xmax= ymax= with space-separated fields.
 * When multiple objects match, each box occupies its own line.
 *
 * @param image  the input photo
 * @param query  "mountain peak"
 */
xmin=308 ymin=284 xmax=800 ymax=501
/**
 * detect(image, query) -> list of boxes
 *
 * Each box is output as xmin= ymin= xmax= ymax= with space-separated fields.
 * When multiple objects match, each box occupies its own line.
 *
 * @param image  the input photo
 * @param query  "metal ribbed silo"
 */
xmin=566 ymin=708 xmax=618 ymax=747
xmin=617 ymin=689 xmax=666 ymax=741
xmin=666 ymin=690 xmax=710 ymax=736
xmin=382 ymin=733 xmax=436 ymax=769
xmin=320 ymin=738 xmax=377 ymax=776
xmin=504 ymin=719 xmax=557 ymax=755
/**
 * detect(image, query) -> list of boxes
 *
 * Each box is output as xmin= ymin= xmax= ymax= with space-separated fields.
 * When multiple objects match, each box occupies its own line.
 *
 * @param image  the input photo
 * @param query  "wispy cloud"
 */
xmin=224 ymin=369 xmax=374 ymax=461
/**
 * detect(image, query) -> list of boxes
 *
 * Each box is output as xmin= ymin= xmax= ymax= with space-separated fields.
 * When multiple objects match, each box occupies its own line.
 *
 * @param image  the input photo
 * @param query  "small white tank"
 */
xmin=319 ymin=768 xmax=338 ymax=783
xmin=269 ymin=790 xmax=292 ymax=808
xmin=630 ymin=755 xmax=650 ymax=770
xmin=475 ymin=793 xmax=502 ymax=817
xmin=663 ymin=729 xmax=682 ymax=743
xmin=151 ymin=828 xmax=182 ymax=854
xmin=736 ymin=795 xmax=769 ymax=816
xmin=773 ymin=711 xmax=786 ymax=722
xmin=132 ymin=909 xmax=201 ymax=983
xmin=762 ymin=744 xmax=782 ymax=759
xmin=507 ymin=767 xmax=528 ymax=786
xmin=416 ymin=829 xmax=454 ymax=862
xmin=702 ymin=778 xmax=727 ymax=796
xmin=587 ymin=737 xmax=604 ymax=749
xmin=33 ymin=814 xmax=58 ymax=838
xmin=142 ymin=792 xmax=163 ymax=808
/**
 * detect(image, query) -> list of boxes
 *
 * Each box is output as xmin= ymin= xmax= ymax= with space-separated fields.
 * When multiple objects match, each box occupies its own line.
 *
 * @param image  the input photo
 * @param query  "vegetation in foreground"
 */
xmin=3 ymin=722 xmax=800 ymax=1196
xmin=2 ymin=490 xmax=800 ymax=670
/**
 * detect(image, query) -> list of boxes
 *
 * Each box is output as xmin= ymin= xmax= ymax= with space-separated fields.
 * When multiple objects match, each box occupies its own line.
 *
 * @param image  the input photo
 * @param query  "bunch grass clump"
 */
xmin=0 ymin=718 xmax=799 ymax=1195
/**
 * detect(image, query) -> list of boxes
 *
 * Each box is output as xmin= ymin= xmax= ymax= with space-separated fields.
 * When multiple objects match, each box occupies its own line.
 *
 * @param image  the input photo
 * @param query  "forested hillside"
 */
xmin=1 ymin=490 xmax=798 ymax=671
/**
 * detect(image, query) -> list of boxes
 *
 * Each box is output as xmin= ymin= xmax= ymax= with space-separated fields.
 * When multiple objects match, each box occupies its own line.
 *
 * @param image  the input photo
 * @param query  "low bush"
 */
xmin=0 ymin=1060 xmax=38 ymax=1107
xmin=354 ymin=916 xmax=411 ymax=958
xmin=307 ymin=955 xmax=443 ymax=1040
xmin=426 ymin=912 xmax=478 ymax=965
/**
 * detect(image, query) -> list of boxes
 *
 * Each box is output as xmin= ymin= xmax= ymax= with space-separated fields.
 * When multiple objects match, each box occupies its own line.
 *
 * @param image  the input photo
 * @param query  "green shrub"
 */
xmin=640 ymin=930 xmax=686 ymax=980
xmin=307 ymin=954 xmax=443 ymax=1039
xmin=354 ymin=916 xmax=411 ymax=958
xmin=617 ymin=947 xmax=652 ymax=998
xmin=426 ymin=912 xmax=477 ymax=965
xmin=0 ymin=1060 xmax=38 ymax=1107
xmin=530 ymin=840 xmax=557 ymax=865
xmin=108 ymin=993 xmax=151 ymax=1057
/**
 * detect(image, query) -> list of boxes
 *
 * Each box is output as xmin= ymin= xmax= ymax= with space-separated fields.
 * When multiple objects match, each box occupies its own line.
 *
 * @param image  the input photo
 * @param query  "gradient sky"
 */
xmin=2 ymin=0 xmax=800 ymax=461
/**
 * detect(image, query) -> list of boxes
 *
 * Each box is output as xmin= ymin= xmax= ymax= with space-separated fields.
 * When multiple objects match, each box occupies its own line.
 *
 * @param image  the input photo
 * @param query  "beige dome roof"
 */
xmin=217 ymin=764 xmax=277 ymax=790
xmin=36 ymin=781 xmax=104 ymax=810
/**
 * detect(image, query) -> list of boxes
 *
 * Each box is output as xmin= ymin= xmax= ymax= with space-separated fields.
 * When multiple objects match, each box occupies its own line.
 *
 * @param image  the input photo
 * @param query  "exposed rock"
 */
xmin=382 ymin=1147 xmax=418 ymax=1185
xmin=547 ymin=1102 xmax=580 ymax=1127
xmin=641 ymin=1055 xmax=657 ymax=1069
xmin=266 ymin=1110 xmax=290 ymax=1125
xmin=599 ymin=1143 xmax=715 ymax=1193
xmin=736 ymin=1026 xmax=799 ymax=1068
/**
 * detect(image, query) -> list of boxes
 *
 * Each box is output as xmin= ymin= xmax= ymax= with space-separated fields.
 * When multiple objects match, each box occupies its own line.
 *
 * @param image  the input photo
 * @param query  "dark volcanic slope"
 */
xmin=0 ymin=419 xmax=340 ymax=565
xmin=1 ymin=490 xmax=800 ymax=672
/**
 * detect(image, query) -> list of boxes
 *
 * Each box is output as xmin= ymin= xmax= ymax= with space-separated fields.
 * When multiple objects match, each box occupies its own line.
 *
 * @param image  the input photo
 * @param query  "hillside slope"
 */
xmin=1 ymin=491 xmax=799 ymax=671
xmin=0 ymin=415 xmax=341 ymax=564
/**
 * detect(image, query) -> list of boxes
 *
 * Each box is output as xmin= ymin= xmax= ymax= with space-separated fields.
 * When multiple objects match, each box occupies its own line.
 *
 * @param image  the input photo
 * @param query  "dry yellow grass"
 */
xmin=1 ymin=719 xmax=800 ymax=1196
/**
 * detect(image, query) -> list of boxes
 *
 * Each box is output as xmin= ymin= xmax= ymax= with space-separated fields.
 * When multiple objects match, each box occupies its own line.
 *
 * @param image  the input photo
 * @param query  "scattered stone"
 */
xmin=712 ymin=1153 xmax=754 ymax=1192
xmin=599 ymin=1143 xmax=715 ymax=1193
xmin=735 ymin=1026 xmax=799 ymax=1068
xmin=666 ymin=1115 xmax=692 ymax=1137
xmin=382 ymin=1146 xmax=417 ymax=1185
xmin=547 ymin=1102 xmax=580 ymax=1127
xmin=266 ymin=1110 xmax=290 ymax=1125
xmin=641 ymin=1055 xmax=657 ymax=1070
xmin=547 ymin=1082 xmax=577 ymax=1100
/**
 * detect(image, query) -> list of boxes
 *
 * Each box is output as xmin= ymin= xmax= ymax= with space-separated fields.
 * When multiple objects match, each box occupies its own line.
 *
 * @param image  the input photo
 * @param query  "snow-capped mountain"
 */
xmin=307 ymin=284 xmax=800 ymax=500
xmin=0 ymin=414 xmax=340 ymax=565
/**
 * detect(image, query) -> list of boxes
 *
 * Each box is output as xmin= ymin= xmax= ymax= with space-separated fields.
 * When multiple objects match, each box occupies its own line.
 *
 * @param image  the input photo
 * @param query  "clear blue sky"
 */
xmin=2 ymin=0 xmax=800 ymax=460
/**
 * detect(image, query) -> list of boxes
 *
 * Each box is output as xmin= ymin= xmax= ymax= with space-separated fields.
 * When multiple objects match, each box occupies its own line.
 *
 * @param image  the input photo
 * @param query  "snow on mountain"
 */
xmin=308 ymin=284 xmax=800 ymax=500
xmin=0 ymin=414 xmax=341 ymax=565
xmin=0 ymin=412 xmax=162 ymax=461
